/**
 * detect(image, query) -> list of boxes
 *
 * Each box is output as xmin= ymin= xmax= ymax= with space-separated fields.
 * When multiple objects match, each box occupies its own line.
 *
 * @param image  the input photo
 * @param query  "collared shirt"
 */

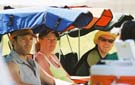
xmin=5 ymin=50 xmax=41 ymax=85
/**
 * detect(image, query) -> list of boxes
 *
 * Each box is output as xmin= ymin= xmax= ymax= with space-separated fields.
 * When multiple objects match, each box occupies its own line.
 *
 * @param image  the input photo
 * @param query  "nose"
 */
xmin=104 ymin=41 xmax=111 ymax=44
xmin=25 ymin=39 xmax=33 ymax=45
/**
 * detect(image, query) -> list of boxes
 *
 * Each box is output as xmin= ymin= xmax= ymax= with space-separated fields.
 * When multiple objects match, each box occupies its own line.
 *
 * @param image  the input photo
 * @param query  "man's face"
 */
xmin=13 ymin=35 xmax=34 ymax=55
xmin=97 ymin=35 xmax=115 ymax=54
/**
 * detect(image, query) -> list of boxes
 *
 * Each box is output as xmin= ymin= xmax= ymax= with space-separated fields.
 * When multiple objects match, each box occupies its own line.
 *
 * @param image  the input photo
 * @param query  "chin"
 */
xmin=23 ymin=51 xmax=31 ymax=55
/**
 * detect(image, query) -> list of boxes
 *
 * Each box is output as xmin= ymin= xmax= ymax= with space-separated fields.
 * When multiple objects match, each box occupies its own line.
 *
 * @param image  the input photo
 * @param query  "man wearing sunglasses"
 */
xmin=87 ymin=30 xmax=118 ymax=67
xmin=74 ymin=30 xmax=118 ymax=76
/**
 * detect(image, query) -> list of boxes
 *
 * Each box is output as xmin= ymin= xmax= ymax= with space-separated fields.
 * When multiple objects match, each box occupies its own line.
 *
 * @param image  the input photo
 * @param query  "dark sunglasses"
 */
xmin=99 ymin=37 xmax=115 ymax=43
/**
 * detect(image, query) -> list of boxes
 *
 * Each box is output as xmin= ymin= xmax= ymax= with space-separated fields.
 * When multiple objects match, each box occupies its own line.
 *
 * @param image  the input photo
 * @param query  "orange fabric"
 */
xmin=72 ymin=77 xmax=90 ymax=84
xmin=103 ymin=9 xmax=112 ymax=17
xmin=83 ymin=17 xmax=98 ymax=29
xmin=64 ymin=9 xmax=113 ymax=32
xmin=91 ymin=75 xmax=117 ymax=85
xmin=83 ymin=9 xmax=113 ymax=30
xmin=117 ymin=76 xmax=135 ymax=85
xmin=64 ymin=25 xmax=75 ymax=32
xmin=95 ymin=16 xmax=112 ymax=27
xmin=95 ymin=9 xmax=113 ymax=27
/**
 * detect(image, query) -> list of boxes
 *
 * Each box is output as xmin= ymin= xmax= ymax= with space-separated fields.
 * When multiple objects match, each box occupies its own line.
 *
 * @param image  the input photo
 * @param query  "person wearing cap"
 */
xmin=87 ymin=30 xmax=118 ymax=67
xmin=35 ymin=27 xmax=75 ymax=84
xmin=5 ymin=29 xmax=41 ymax=85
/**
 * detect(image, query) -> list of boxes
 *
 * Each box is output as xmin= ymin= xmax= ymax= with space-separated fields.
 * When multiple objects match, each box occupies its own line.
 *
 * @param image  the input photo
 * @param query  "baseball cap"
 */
xmin=10 ymin=29 xmax=36 ymax=38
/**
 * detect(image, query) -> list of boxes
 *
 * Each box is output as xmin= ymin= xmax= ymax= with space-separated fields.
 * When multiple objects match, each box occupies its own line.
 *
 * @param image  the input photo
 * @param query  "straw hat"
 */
xmin=94 ymin=30 xmax=117 ymax=44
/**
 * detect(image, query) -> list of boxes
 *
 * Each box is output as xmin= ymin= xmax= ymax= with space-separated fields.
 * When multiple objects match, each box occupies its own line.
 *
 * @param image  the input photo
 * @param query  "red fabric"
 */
xmin=64 ymin=25 xmax=75 ymax=31
xmin=83 ymin=17 xmax=98 ymax=29
xmin=117 ymin=76 xmax=135 ymax=85
xmin=72 ymin=77 xmax=90 ymax=84
xmin=91 ymin=75 xmax=117 ymax=85
xmin=95 ymin=9 xmax=113 ymax=27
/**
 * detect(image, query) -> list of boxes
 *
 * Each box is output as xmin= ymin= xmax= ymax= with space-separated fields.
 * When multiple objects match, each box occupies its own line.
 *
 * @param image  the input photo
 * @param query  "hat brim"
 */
xmin=10 ymin=29 xmax=37 ymax=38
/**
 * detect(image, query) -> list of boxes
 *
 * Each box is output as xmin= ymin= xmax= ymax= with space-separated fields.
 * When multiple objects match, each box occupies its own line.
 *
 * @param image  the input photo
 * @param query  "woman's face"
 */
xmin=39 ymin=32 xmax=57 ymax=53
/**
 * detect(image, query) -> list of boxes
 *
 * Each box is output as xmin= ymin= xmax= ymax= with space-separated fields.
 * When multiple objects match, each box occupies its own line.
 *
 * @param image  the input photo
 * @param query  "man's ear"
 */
xmin=8 ymin=35 xmax=15 ymax=50
xmin=9 ymin=35 xmax=13 ymax=43
xmin=8 ymin=35 xmax=17 ymax=45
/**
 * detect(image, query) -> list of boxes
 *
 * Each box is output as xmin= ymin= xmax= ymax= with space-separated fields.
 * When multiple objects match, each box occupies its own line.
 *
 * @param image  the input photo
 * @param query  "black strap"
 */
xmin=54 ymin=18 xmax=62 ymax=30
xmin=8 ymin=15 xmax=14 ymax=26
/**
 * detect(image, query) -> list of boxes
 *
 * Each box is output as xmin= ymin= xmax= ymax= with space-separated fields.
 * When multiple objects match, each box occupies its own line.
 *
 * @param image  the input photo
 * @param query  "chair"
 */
xmin=73 ymin=49 xmax=92 ymax=76
xmin=64 ymin=52 xmax=78 ymax=75
xmin=55 ymin=52 xmax=78 ymax=75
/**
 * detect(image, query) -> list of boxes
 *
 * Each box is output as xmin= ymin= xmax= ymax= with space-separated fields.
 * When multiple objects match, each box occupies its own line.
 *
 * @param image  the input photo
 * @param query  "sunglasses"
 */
xmin=99 ymin=37 xmax=115 ymax=43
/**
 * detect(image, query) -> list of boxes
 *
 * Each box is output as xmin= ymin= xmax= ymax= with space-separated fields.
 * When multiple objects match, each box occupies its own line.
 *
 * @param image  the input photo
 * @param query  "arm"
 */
xmin=35 ymin=53 xmax=55 ymax=84
xmin=53 ymin=55 xmax=75 ymax=83
xmin=7 ymin=62 xmax=33 ymax=85
xmin=39 ymin=65 xmax=55 ymax=85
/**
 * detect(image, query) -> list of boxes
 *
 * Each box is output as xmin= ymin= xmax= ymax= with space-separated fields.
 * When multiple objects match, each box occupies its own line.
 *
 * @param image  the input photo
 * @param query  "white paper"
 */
xmin=54 ymin=78 xmax=72 ymax=85
xmin=70 ymin=76 xmax=90 ymax=80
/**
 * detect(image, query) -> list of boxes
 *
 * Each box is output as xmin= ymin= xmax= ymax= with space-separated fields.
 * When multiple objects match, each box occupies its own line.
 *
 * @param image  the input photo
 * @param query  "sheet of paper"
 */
xmin=70 ymin=76 xmax=90 ymax=80
xmin=54 ymin=78 xmax=72 ymax=85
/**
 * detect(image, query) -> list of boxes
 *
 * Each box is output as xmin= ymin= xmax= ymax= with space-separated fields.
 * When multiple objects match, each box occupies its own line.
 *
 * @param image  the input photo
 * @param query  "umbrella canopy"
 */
xmin=63 ymin=7 xmax=113 ymax=37
xmin=67 ymin=14 xmax=134 ymax=38
xmin=0 ymin=6 xmax=93 ymax=34
xmin=63 ymin=6 xmax=134 ymax=37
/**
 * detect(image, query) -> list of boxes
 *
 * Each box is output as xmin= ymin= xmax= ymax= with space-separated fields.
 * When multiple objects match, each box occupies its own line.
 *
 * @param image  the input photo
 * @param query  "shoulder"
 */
xmin=4 ymin=53 xmax=13 ymax=62
xmin=35 ymin=52 xmax=43 ymax=58
xmin=81 ymin=47 xmax=97 ymax=60
xmin=87 ymin=48 xmax=99 ymax=59
xmin=35 ymin=52 xmax=45 ymax=62
xmin=87 ymin=48 xmax=101 ymax=66
xmin=5 ymin=50 xmax=19 ymax=62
